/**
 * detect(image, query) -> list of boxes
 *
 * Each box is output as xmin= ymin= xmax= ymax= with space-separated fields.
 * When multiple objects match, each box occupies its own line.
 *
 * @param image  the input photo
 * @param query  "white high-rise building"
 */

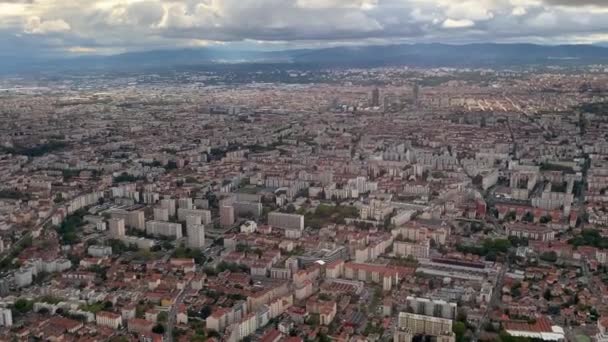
xmin=0 ymin=308 xmax=13 ymax=327
xmin=405 ymin=296 xmax=457 ymax=320
xmin=268 ymin=212 xmax=304 ymax=230
xmin=108 ymin=218 xmax=126 ymax=238
xmin=154 ymin=207 xmax=169 ymax=222
xmin=178 ymin=208 xmax=210 ymax=222
xmin=187 ymin=224 xmax=205 ymax=249
xmin=200 ymin=210 xmax=212 ymax=225
xmin=178 ymin=198 xmax=193 ymax=210
xmin=186 ymin=215 xmax=202 ymax=228
xmin=110 ymin=209 xmax=145 ymax=231
xmin=15 ymin=268 xmax=33 ymax=288
xmin=145 ymin=221 xmax=182 ymax=239
xmin=160 ymin=198 xmax=177 ymax=217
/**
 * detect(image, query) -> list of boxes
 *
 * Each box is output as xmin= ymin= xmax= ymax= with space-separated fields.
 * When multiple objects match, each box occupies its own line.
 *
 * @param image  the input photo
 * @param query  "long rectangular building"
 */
xmin=394 ymin=312 xmax=454 ymax=342
xmin=145 ymin=220 xmax=183 ymax=239
xmin=268 ymin=212 xmax=304 ymax=231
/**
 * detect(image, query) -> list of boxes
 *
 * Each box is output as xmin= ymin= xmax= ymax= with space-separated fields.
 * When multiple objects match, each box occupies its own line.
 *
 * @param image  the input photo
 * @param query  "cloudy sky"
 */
xmin=1 ymin=0 xmax=608 ymax=57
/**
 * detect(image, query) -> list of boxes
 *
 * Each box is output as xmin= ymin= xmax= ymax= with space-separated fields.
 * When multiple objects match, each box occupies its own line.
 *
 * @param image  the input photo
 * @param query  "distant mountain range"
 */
xmin=3 ymin=43 xmax=608 ymax=74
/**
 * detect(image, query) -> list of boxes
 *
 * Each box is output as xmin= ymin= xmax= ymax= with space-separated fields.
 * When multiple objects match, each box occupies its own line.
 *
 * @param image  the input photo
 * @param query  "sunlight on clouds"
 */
xmin=66 ymin=46 xmax=97 ymax=53
xmin=93 ymin=0 xmax=148 ymax=10
xmin=24 ymin=16 xmax=70 ymax=34
xmin=512 ymin=7 xmax=527 ymax=16
xmin=296 ymin=0 xmax=378 ymax=10
xmin=442 ymin=18 xmax=475 ymax=29
xmin=186 ymin=39 xmax=213 ymax=47
xmin=0 ymin=3 xmax=27 ymax=17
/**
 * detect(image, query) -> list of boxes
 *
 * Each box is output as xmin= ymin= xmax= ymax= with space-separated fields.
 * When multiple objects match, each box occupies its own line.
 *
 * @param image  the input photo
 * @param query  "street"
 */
xmin=472 ymin=256 xmax=509 ymax=342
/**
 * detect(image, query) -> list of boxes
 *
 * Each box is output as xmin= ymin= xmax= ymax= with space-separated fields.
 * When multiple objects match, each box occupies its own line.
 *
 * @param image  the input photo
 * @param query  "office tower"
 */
xmin=109 ymin=218 xmax=126 ymax=238
xmin=371 ymin=87 xmax=380 ymax=107
xmin=187 ymin=224 xmax=205 ymax=249
xmin=154 ymin=207 xmax=169 ymax=222
xmin=413 ymin=82 xmax=420 ymax=106
xmin=178 ymin=197 xmax=193 ymax=210
xmin=220 ymin=205 xmax=235 ymax=227
xmin=160 ymin=198 xmax=177 ymax=217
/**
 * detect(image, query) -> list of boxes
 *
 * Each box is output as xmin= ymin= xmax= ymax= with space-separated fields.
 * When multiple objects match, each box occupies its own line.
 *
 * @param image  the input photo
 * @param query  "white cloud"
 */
xmin=0 ymin=3 xmax=27 ymax=17
xmin=296 ymin=0 xmax=378 ymax=10
xmin=0 ymin=0 xmax=607 ymax=55
xmin=24 ymin=16 xmax=70 ymax=34
xmin=438 ymin=0 xmax=495 ymax=21
xmin=66 ymin=46 xmax=97 ymax=53
xmin=442 ymin=18 xmax=475 ymax=28
xmin=512 ymin=6 xmax=527 ymax=15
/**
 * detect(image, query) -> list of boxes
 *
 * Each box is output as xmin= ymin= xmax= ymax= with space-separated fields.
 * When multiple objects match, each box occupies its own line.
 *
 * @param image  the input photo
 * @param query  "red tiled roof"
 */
xmin=97 ymin=311 xmax=121 ymax=319
xmin=48 ymin=316 xmax=83 ymax=332
xmin=503 ymin=316 xmax=553 ymax=333
xmin=261 ymin=329 xmax=282 ymax=342
xmin=284 ymin=337 xmax=304 ymax=342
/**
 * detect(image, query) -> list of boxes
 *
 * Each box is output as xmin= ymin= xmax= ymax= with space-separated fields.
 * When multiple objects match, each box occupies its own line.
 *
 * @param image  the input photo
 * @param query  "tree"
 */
xmin=207 ymin=330 xmax=221 ymax=338
xmin=456 ymin=309 xmax=468 ymax=323
xmin=157 ymin=311 xmax=168 ymax=322
xmin=511 ymin=287 xmax=521 ymax=298
xmin=152 ymin=324 xmax=165 ymax=334
xmin=472 ymin=174 xmax=483 ymax=186
xmin=539 ymin=251 xmax=558 ymax=263
xmin=522 ymin=212 xmax=534 ymax=223
xmin=504 ymin=211 xmax=516 ymax=222
xmin=54 ymin=193 xmax=63 ymax=204
xmin=317 ymin=332 xmax=331 ymax=342
xmin=318 ymin=293 xmax=331 ymax=301
xmin=199 ymin=305 xmax=213 ymax=319
xmin=453 ymin=321 xmax=466 ymax=342
xmin=13 ymin=299 xmax=33 ymax=314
